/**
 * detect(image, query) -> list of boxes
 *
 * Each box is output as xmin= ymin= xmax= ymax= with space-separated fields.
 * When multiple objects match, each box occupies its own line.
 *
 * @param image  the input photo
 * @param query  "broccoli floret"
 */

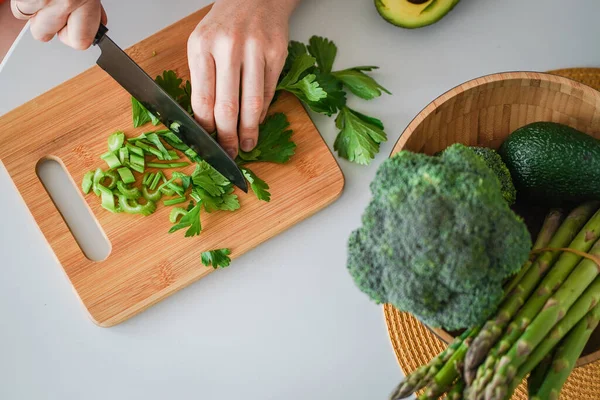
xmin=470 ymin=147 xmax=517 ymax=205
xmin=347 ymin=144 xmax=531 ymax=331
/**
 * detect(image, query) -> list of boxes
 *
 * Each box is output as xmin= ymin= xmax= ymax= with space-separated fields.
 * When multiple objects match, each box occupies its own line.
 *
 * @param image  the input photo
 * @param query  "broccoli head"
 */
xmin=347 ymin=144 xmax=531 ymax=331
xmin=470 ymin=147 xmax=517 ymax=205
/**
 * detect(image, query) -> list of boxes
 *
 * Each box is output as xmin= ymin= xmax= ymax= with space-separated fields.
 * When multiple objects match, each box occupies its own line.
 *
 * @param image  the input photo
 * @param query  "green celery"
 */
xmin=97 ymin=184 xmax=117 ymax=212
xmin=104 ymin=170 xmax=118 ymax=189
xmin=134 ymin=141 xmax=163 ymax=159
xmin=116 ymin=181 xmax=141 ymax=200
xmin=81 ymin=171 xmax=94 ymax=194
xmin=127 ymin=133 xmax=147 ymax=142
xmin=117 ymin=195 xmax=157 ymax=216
xmin=126 ymin=143 xmax=144 ymax=157
xmin=147 ymin=162 xmax=189 ymax=169
xmin=129 ymin=163 xmax=144 ymax=174
xmin=130 ymin=153 xmax=145 ymax=168
xmin=108 ymin=131 xmax=125 ymax=152
xmin=142 ymin=186 xmax=163 ymax=202
xmin=150 ymin=172 xmax=163 ymax=191
xmin=163 ymin=197 xmax=187 ymax=206
xmin=101 ymin=151 xmax=121 ymax=169
xmin=169 ymin=207 xmax=188 ymax=223
xmin=92 ymin=168 xmax=105 ymax=196
xmin=119 ymin=146 xmax=129 ymax=165
xmin=117 ymin=167 xmax=136 ymax=184
xmin=142 ymin=172 xmax=153 ymax=186
xmin=145 ymin=133 xmax=172 ymax=160
xmin=167 ymin=150 xmax=178 ymax=159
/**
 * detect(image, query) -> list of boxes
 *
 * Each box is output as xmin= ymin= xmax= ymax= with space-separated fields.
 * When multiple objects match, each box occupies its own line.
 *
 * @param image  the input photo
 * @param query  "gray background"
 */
xmin=1 ymin=0 xmax=600 ymax=399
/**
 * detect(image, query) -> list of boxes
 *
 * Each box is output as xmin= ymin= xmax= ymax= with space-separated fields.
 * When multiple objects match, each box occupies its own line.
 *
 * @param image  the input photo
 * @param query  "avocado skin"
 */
xmin=375 ymin=0 xmax=461 ymax=29
xmin=499 ymin=122 xmax=600 ymax=205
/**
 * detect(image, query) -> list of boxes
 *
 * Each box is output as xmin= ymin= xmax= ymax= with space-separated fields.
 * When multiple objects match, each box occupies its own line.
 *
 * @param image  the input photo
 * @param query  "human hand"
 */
xmin=11 ymin=0 xmax=107 ymax=50
xmin=187 ymin=0 xmax=300 ymax=158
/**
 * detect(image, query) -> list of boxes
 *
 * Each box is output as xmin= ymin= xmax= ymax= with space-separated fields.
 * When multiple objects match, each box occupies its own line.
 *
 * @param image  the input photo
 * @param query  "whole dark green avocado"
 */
xmin=499 ymin=122 xmax=600 ymax=204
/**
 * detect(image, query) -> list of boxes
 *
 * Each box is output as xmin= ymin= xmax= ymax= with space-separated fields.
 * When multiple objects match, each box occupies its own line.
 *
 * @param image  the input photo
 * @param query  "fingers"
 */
xmin=188 ymin=40 xmax=217 ymax=134
xmin=11 ymin=0 xmax=45 ymax=19
xmin=100 ymin=5 xmax=107 ymax=25
xmin=261 ymin=47 xmax=287 ymax=122
xmin=239 ymin=43 xmax=265 ymax=152
xmin=213 ymin=41 xmax=242 ymax=158
xmin=28 ymin=4 xmax=70 ymax=42
xmin=57 ymin=1 xmax=102 ymax=50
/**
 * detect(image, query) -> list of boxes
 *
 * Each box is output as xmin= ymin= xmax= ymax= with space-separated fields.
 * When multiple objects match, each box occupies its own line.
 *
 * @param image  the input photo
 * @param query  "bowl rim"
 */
xmin=392 ymin=70 xmax=600 ymax=156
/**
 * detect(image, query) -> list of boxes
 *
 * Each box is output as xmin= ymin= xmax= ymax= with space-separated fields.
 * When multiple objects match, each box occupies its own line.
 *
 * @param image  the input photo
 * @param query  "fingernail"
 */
xmin=226 ymin=148 xmax=237 ymax=158
xmin=241 ymin=139 xmax=255 ymax=152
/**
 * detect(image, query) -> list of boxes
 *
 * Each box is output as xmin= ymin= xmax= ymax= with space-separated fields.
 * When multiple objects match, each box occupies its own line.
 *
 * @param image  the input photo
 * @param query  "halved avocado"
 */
xmin=375 ymin=0 xmax=460 ymax=29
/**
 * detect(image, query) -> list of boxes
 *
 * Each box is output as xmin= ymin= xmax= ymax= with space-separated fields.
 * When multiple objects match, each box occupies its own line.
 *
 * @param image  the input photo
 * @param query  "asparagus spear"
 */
xmin=447 ymin=379 xmax=465 ymax=400
xmin=505 ymin=276 xmax=600 ymax=396
xmin=467 ymin=206 xmax=600 ymax=395
xmin=530 ymin=302 xmax=600 ymax=400
xmin=484 ymin=237 xmax=600 ymax=400
xmin=527 ymin=352 xmax=553 ymax=397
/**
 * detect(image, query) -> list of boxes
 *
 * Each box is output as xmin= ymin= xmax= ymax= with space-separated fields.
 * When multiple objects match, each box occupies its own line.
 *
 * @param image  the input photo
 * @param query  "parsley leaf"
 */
xmin=169 ymin=201 xmax=202 ymax=237
xmin=237 ymin=113 xmax=296 ymax=164
xmin=131 ymin=98 xmax=159 ymax=128
xmin=201 ymin=249 xmax=232 ymax=269
xmin=155 ymin=71 xmax=193 ymax=114
xmin=332 ymin=66 xmax=391 ymax=100
xmin=277 ymin=53 xmax=318 ymax=90
xmin=191 ymin=161 xmax=230 ymax=197
xmin=307 ymin=36 xmax=337 ymax=74
xmin=283 ymin=41 xmax=308 ymax=74
xmin=190 ymin=162 xmax=240 ymax=213
xmin=305 ymin=70 xmax=346 ymax=116
xmin=282 ymin=73 xmax=327 ymax=103
xmin=334 ymin=107 xmax=387 ymax=165
xmin=242 ymin=167 xmax=271 ymax=202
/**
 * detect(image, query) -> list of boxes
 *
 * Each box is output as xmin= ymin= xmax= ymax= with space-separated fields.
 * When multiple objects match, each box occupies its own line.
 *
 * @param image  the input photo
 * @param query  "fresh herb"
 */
xmin=131 ymin=98 xmax=159 ymax=128
xmin=201 ymin=249 xmax=232 ymax=269
xmin=237 ymin=113 xmax=296 ymax=164
xmin=277 ymin=36 xmax=390 ymax=165
xmin=241 ymin=168 xmax=271 ymax=202
xmin=168 ymin=201 xmax=202 ymax=237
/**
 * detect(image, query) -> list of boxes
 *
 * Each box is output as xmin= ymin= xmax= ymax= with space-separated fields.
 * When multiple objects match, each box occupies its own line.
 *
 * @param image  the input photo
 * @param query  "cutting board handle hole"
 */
xmin=36 ymin=158 xmax=111 ymax=262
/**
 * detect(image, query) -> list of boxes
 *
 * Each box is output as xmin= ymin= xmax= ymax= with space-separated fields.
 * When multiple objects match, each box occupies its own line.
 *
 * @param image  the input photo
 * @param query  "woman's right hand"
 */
xmin=11 ymin=0 xmax=107 ymax=50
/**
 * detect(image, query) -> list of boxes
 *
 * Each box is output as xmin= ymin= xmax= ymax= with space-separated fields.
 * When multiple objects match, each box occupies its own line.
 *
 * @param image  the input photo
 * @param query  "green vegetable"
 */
xmin=169 ymin=206 xmax=188 ymax=223
xmin=375 ymin=0 xmax=461 ymax=29
xmin=101 ymin=151 xmax=121 ymax=169
xmin=484 ymin=237 xmax=600 ymax=399
xmin=82 ymin=171 xmax=94 ymax=194
xmin=529 ymin=303 xmax=600 ymax=400
xmin=116 ymin=181 xmax=141 ymax=200
xmin=108 ymin=131 xmax=125 ymax=152
xmin=237 ymin=113 xmax=296 ymax=165
xmin=332 ymin=66 xmax=391 ymax=100
xmin=126 ymin=143 xmax=144 ymax=157
xmin=334 ymin=107 xmax=387 ymax=165
xmin=241 ymin=167 xmax=271 ymax=202
xmin=149 ymin=172 xmax=162 ymax=191
xmin=307 ymin=36 xmax=337 ymax=74
xmin=142 ymin=186 xmax=163 ymax=202
xmin=201 ymin=249 xmax=232 ymax=269
xmin=155 ymin=70 xmax=193 ymax=114
xmin=97 ymin=184 xmax=117 ymax=212
xmin=131 ymin=98 xmax=159 ymax=128
xmin=169 ymin=201 xmax=202 ymax=237
xmin=147 ymin=162 xmax=189 ymax=169
xmin=348 ymin=144 xmax=532 ymax=330
xmin=163 ymin=197 xmax=187 ymax=206
xmin=276 ymin=53 xmax=327 ymax=103
xmin=500 ymin=121 xmax=600 ymax=204
xmin=117 ymin=195 xmax=156 ymax=216
xmin=468 ymin=147 xmax=516 ymax=205
xmin=116 ymin=167 xmax=136 ymax=184
xmin=119 ymin=146 xmax=129 ymax=165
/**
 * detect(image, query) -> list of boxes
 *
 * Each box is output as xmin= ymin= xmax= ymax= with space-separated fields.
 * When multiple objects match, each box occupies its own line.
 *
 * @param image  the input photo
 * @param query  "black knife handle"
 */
xmin=94 ymin=24 xmax=109 ymax=46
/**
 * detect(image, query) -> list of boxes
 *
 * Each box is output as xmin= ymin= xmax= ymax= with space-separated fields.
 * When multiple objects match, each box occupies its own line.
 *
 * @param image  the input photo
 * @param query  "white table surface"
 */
xmin=1 ymin=1 xmax=600 ymax=399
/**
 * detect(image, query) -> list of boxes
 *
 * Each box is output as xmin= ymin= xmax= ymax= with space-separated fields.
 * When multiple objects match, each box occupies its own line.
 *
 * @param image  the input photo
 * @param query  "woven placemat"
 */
xmin=384 ymin=68 xmax=600 ymax=400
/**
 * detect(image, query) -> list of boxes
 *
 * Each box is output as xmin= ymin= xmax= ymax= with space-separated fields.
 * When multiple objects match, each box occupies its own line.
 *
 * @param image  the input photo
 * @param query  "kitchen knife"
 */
xmin=93 ymin=24 xmax=248 ymax=192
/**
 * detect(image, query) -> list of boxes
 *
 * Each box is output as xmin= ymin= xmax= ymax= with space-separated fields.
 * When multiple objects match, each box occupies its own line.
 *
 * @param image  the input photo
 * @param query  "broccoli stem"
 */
xmin=466 ymin=205 xmax=600 ymax=396
xmin=529 ymin=303 xmax=600 ymax=400
xmin=464 ymin=202 xmax=599 ymax=385
xmin=483 ymin=237 xmax=600 ymax=400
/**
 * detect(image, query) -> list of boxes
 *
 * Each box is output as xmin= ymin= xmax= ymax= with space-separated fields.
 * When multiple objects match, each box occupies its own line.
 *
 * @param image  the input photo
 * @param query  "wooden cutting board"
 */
xmin=0 ymin=5 xmax=344 ymax=327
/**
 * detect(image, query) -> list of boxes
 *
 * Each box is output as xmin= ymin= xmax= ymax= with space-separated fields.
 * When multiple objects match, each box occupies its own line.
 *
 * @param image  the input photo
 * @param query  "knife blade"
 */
xmin=93 ymin=24 xmax=248 ymax=192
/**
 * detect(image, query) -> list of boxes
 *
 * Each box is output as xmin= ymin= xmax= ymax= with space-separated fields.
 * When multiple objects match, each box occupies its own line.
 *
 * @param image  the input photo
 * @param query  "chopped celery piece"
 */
xmin=130 ymin=153 xmax=145 ymax=167
xmin=117 ymin=196 xmax=156 ymax=216
xmin=82 ymin=171 xmax=94 ymax=194
xmin=129 ymin=163 xmax=144 ymax=174
xmin=134 ymin=141 xmax=163 ymax=158
xmin=142 ymin=172 xmax=155 ymax=186
xmin=108 ymin=131 xmax=125 ymax=152
xmin=92 ymin=168 xmax=105 ymax=196
xmin=101 ymin=151 xmax=121 ymax=169
xmin=147 ymin=162 xmax=189 ymax=169
xmin=117 ymin=167 xmax=136 ymax=184
xmin=127 ymin=133 xmax=147 ymax=142
xmin=145 ymin=133 xmax=172 ymax=160
xmin=160 ymin=186 xmax=176 ymax=196
xmin=104 ymin=170 xmax=118 ymax=189
xmin=169 ymin=207 xmax=188 ymax=223
xmin=119 ymin=146 xmax=129 ymax=165
xmin=150 ymin=172 xmax=163 ymax=191
xmin=126 ymin=143 xmax=144 ymax=156
xmin=167 ymin=150 xmax=178 ymax=159
xmin=142 ymin=186 xmax=163 ymax=202
xmin=116 ymin=181 xmax=141 ymax=199
xmin=163 ymin=196 xmax=187 ymax=206
xmin=97 ymin=184 xmax=116 ymax=212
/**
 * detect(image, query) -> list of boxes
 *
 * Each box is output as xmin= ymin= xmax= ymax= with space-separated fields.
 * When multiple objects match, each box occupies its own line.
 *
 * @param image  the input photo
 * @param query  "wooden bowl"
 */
xmin=391 ymin=71 xmax=600 ymax=366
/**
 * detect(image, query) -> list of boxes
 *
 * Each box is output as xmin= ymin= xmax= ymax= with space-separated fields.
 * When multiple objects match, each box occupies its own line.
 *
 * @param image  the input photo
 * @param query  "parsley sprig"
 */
xmin=277 ymin=36 xmax=391 ymax=165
